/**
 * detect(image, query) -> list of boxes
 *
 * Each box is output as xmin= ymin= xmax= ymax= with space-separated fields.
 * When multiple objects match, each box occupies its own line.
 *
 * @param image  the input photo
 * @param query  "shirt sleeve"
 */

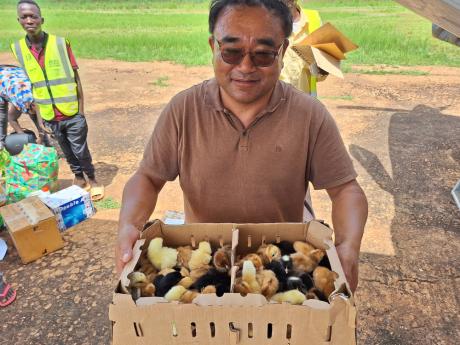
xmin=308 ymin=105 xmax=357 ymax=190
xmin=65 ymin=40 xmax=79 ymax=70
xmin=138 ymin=102 xmax=180 ymax=182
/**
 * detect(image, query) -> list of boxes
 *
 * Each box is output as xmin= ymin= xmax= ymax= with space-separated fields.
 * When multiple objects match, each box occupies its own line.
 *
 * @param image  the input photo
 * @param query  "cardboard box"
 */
xmin=109 ymin=220 xmax=356 ymax=345
xmin=0 ymin=196 xmax=64 ymax=263
xmin=292 ymin=22 xmax=358 ymax=78
xmin=39 ymin=185 xmax=95 ymax=231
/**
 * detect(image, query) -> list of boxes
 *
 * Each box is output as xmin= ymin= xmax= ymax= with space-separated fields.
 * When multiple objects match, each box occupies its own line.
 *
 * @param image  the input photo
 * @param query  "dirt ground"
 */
xmin=0 ymin=52 xmax=459 ymax=345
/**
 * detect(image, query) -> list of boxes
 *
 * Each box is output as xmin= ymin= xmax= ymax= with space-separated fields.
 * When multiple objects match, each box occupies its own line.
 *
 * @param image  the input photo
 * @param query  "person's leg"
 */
xmin=62 ymin=114 xmax=96 ymax=183
xmin=0 ymin=99 xmax=7 ymax=145
xmin=46 ymin=119 xmax=87 ymax=187
xmin=7 ymin=105 xmax=23 ymax=134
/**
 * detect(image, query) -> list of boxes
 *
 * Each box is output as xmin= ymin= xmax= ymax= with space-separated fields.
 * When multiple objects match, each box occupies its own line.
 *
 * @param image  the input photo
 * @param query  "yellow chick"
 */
xmin=242 ymin=260 xmax=261 ymax=294
xmin=188 ymin=241 xmax=212 ymax=270
xmin=164 ymin=285 xmax=187 ymax=301
xmin=178 ymin=276 xmax=194 ymax=289
xmin=147 ymin=237 xmax=178 ymax=270
xmin=237 ymin=253 xmax=264 ymax=271
xmin=293 ymin=241 xmax=316 ymax=256
xmin=271 ymin=289 xmax=306 ymax=305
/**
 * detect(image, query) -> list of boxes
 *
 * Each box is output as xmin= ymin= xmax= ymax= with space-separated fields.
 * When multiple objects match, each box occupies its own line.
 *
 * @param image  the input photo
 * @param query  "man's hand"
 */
xmin=115 ymin=224 xmax=140 ymax=275
xmin=335 ymin=242 xmax=360 ymax=292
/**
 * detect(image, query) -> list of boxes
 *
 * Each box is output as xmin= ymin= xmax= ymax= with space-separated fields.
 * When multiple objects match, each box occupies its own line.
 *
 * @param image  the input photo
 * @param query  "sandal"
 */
xmin=90 ymin=185 xmax=105 ymax=202
xmin=0 ymin=273 xmax=16 ymax=307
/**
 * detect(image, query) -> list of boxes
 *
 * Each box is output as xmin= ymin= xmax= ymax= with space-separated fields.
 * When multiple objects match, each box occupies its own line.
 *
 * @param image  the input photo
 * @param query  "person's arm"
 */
xmin=116 ymin=171 xmax=167 ymax=275
xmin=74 ymin=69 xmax=84 ymax=115
xmin=326 ymin=179 xmax=368 ymax=292
xmin=0 ymin=99 xmax=8 ymax=145
xmin=7 ymin=104 xmax=23 ymax=134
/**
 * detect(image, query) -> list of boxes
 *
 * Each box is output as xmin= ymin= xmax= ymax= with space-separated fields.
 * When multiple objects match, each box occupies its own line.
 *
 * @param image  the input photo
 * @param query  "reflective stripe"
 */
xmin=56 ymin=37 xmax=73 ymax=79
xmin=35 ymin=95 xmax=78 ymax=105
xmin=33 ymin=77 xmax=75 ymax=88
xmin=12 ymin=42 xmax=31 ymax=81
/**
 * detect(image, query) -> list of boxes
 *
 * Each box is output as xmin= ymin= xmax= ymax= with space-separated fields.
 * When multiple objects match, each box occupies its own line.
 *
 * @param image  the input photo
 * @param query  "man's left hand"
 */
xmin=335 ymin=242 xmax=360 ymax=293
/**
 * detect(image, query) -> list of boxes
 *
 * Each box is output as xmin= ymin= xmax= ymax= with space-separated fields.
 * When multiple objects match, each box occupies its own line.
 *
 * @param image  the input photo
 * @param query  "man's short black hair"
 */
xmin=209 ymin=0 xmax=293 ymax=38
xmin=17 ymin=0 xmax=41 ymax=15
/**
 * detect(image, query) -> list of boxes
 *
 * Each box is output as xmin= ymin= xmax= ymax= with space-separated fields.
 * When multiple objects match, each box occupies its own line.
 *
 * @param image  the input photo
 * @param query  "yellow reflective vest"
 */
xmin=11 ymin=34 xmax=78 ymax=120
xmin=280 ymin=9 xmax=322 ymax=97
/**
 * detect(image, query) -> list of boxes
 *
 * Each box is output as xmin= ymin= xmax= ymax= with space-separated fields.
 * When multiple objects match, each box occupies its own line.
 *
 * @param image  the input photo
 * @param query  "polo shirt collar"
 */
xmin=204 ymin=78 xmax=287 ymax=114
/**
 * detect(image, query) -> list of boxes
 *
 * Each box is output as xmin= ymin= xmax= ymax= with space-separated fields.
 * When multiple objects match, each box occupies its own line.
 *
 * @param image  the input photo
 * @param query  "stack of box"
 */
xmin=110 ymin=220 xmax=357 ymax=345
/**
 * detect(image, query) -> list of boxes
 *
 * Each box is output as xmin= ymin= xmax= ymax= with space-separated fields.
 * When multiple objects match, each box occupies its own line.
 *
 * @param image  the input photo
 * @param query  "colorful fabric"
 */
xmin=5 ymin=143 xmax=59 ymax=203
xmin=0 ymin=65 xmax=33 ymax=114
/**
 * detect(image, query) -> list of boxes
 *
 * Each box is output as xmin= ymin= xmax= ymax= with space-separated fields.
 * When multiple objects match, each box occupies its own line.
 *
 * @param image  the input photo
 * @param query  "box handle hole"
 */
xmin=210 ymin=322 xmax=216 ymax=337
xmin=248 ymin=323 xmax=253 ymax=338
xmin=286 ymin=324 xmax=292 ymax=339
xmin=267 ymin=323 xmax=273 ymax=339
xmin=191 ymin=322 xmax=197 ymax=337
xmin=133 ymin=322 xmax=144 ymax=337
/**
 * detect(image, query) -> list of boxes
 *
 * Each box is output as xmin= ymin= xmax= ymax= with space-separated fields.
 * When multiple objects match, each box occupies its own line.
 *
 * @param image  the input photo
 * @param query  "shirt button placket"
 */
xmin=239 ymin=131 xmax=249 ymax=152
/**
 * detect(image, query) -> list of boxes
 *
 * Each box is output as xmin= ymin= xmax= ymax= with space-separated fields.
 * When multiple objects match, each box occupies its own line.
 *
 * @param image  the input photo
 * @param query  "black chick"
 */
xmin=276 ymin=241 xmax=296 ymax=256
xmin=190 ymin=269 xmax=231 ymax=297
xmin=154 ymin=271 xmax=183 ymax=297
xmin=265 ymin=260 xmax=288 ymax=292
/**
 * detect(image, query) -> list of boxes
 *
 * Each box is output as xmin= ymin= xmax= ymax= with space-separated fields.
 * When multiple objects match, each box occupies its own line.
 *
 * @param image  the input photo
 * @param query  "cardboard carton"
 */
xmin=110 ymin=220 xmax=356 ymax=345
xmin=292 ymin=22 xmax=358 ymax=78
xmin=39 ymin=185 xmax=95 ymax=231
xmin=0 ymin=196 xmax=64 ymax=263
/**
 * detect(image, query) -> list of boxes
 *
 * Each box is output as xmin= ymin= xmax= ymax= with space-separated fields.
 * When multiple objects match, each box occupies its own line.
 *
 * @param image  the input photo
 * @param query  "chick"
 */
xmin=158 ymin=268 xmax=176 ymax=276
xmin=127 ymin=271 xmax=154 ymax=300
xmin=165 ymin=285 xmax=187 ymax=301
xmin=177 ymin=245 xmax=193 ymax=269
xmin=293 ymin=241 xmax=316 ymax=256
xmin=265 ymin=260 xmax=288 ymax=291
xmin=257 ymin=244 xmax=281 ymax=265
xmin=271 ymin=289 xmax=306 ymax=305
xmin=180 ymin=290 xmax=199 ymax=303
xmin=178 ymin=276 xmax=194 ymax=289
xmin=306 ymin=287 xmax=328 ymax=301
xmin=290 ymin=249 xmax=325 ymax=273
xmin=188 ymin=241 xmax=212 ymax=270
xmin=138 ymin=252 xmax=157 ymax=276
xmin=242 ymin=260 xmax=261 ymax=293
xmin=313 ymin=266 xmax=339 ymax=298
xmin=189 ymin=265 xmax=212 ymax=282
xmin=237 ymin=253 xmax=264 ymax=272
xmin=190 ymin=268 xmax=231 ymax=296
xmin=154 ymin=271 xmax=183 ymax=297
xmin=201 ymin=285 xmax=217 ymax=294
xmin=276 ymin=241 xmax=296 ymax=256
xmin=147 ymin=237 xmax=178 ymax=270
xmin=256 ymin=269 xmax=279 ymax=299
xmin=213 ymin=245 xmax=232 ymax=273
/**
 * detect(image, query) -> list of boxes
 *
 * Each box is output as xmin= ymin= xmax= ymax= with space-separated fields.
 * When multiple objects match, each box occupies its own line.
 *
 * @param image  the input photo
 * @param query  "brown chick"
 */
xmin=257 ymin=244 xmax=281 ymax=265
xmin=290 ymin=249 xmax=325 ymax=273
xmin=180 ymin=290 xmax=199 ymax=303
xmin=159 ymin=268 xmax=176 ymax=276
xmin=313 ymin=266 xmax=339 ymax=298
xmin=141 ymin=283 xmax=156 ymax=297
xmin=293 ymin=241 xmax=316 ymax=256
xmin=201 ymin=285 xmax=217 ymax=294
xmin=213 ymin=245 xmax=232 ymax=273
xmin=127 ymin=271 xmax=149 ymax=300
xmin=237 ymin=253 xmax=264 ymax=272
xmin=256 ymin=269 xmax=279 ymax=299
xmin=177 ymin=245 xmax=193 ymax=269
xmin=233 ymin=278 xmax=251 ymax=296
xmin=189 ymin=265 xmax=212 ymax=282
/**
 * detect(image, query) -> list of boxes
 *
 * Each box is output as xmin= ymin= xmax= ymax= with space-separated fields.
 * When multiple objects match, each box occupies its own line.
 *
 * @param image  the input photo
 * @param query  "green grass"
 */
xmin=93 ymin=197 xmax=121 ymax=210
xmin=1 ymin=0 xmax=459 ymax=67
xmin=151 ymin=76 xmax=170 ymax=87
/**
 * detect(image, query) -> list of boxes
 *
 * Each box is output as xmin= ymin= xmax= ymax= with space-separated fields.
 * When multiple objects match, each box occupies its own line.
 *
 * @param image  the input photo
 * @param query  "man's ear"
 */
xmin=208 ymin=35 xmax=215 ymax=51
xmin=42 ymin=17 xmax=45 ymax=25
xmin=281 ymin=38 xmax=290 ymax=57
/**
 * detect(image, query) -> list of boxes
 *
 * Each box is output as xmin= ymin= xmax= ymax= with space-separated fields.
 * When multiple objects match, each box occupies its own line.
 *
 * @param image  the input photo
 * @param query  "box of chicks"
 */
xmin=109 ymin=220 xmax=357 ymax=345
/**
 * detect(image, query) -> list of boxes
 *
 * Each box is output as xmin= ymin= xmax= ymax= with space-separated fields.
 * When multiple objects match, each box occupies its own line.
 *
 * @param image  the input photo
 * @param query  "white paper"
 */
xmin=0 ymin=239 xmax=7 ymax=260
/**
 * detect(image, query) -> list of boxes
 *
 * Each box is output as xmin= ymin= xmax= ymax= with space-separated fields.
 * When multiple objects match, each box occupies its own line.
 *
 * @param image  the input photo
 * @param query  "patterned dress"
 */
xmin=0 ymin=65 xmax=33 ymax=114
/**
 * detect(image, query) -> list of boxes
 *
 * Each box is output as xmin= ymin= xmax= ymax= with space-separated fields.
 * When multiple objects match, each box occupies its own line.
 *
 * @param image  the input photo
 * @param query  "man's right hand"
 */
xmin=115 ymin=224 xmax=141 ymax=275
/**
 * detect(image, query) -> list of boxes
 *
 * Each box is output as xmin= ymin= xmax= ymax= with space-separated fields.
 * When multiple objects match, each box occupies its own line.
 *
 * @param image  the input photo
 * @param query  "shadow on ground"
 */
xmin=351 ymin=105 xmax=460 ymax=344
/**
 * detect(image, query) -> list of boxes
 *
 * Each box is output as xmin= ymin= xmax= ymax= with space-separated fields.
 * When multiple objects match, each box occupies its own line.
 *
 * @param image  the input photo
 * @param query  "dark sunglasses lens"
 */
xmin=221 ymin=49 xmax=244 ymax=65
xmin=252 ymin=52 xmax=276 ymax=67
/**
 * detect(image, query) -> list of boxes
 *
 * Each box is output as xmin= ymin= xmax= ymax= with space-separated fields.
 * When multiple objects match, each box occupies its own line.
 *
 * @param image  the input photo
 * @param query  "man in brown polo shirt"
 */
xmin=116 ymin=0 xmax=368 ymax=292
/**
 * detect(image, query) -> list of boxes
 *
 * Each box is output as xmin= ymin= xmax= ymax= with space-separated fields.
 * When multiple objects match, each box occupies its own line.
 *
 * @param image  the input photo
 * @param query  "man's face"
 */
xmin=209 ymin=6 xmax=287 ymax=105
xmin=17 ymin=4 xmax=43 ymax=36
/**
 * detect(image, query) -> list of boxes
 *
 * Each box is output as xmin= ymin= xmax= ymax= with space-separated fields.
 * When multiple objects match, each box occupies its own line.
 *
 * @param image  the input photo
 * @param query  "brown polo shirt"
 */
xmin=139 ymin=78 xmax=357 ymax=223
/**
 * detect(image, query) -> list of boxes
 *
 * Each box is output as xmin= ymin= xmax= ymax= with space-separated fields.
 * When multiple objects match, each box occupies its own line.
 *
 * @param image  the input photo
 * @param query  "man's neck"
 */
xmin=220 ymin=87 xmax=274 ymax=128
xmin=27 ymin=31 xmax=45 ymax=46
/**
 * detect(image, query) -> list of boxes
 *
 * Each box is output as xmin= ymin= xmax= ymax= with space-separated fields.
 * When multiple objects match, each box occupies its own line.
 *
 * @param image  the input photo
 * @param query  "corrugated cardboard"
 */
xmin=110 ymin=220 xmax=356 ymax=345
xmin=292 ymin=22 xmax=358 ymax=78
xmin=0 ymin=196 xmax=64 ymax=263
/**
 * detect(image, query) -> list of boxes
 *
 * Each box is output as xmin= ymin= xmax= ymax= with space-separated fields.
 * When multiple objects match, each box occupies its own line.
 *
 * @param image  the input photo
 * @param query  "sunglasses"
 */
xmin=214 ymin=38 xmax=284 ymax=67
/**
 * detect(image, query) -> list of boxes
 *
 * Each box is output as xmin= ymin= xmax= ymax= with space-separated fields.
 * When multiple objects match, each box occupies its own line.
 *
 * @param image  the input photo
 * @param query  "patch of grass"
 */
xmin=1 ymin=0 xmax=459 ymax=67
xmin=151 ymin=76 xmax=170 ymax=87
xmin=93 ymin=197 xmax=121 ymax=210
xmin=352 ymin=69 xmax=430 ymax=76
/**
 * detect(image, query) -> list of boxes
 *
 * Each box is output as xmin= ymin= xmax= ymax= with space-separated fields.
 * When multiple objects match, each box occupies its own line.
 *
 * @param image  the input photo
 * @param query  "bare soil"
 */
xmin=0 ymin=52 xmax=459 ymax=345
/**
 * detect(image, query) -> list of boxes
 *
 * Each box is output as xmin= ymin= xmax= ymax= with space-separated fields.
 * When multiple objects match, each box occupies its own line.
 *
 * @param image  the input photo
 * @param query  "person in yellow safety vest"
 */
xmin=12 ymin=0 xmax=104 ymax=201
xmin=280 ymin=0 xmax=328 ymax=98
